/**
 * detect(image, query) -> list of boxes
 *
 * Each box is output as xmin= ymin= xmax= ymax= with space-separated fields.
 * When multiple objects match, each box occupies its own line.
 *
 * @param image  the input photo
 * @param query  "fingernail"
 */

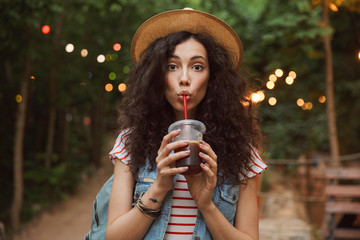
xmin=185 ymin=150 xmax=190 ymax=154
xmin=182 ymin=167 xmax=188 ymax=170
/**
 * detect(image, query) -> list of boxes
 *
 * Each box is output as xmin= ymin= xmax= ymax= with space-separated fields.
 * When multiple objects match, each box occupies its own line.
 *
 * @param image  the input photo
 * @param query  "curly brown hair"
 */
xmin=118 ymin=31 xmax=263 ymax=186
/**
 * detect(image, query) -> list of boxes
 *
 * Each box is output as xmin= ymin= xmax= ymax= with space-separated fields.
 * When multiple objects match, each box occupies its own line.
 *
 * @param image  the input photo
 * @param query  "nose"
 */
xmin=179 ymin=69 xmax=190 ymax=87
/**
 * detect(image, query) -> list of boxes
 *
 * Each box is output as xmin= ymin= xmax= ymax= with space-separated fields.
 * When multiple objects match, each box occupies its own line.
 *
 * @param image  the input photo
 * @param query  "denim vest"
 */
xmin=135 ymin=162 xmax=239 ymax=240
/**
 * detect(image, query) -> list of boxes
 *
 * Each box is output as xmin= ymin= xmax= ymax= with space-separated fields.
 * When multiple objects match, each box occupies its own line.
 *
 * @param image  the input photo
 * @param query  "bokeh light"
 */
xmin=15 ymin=94 xmax=22 ymax=103
xmin=113 ymin=43 xmax=121 ymax=51
xmin=297 ymin=98 xmax=305 ymax=107
xmin=319 ymin=95 xmax=326 ymax=103
xmin=289 ymin=71 xmax=297 ymax=79
xmin=106 ymin=54 xmax=111 ymax=62
xmin=109 ymin=72 xmax=116 ymax=80
xmin=81 ymin=49 xmax=88 ymax=57
xmin=275 ymin=69 xmax=283 ymax=77
xmin=268 ymin=97 xmax=277 ymax=106
xmin=42 ymin=25 xmax=51 ymax=34
xmin=111 ymin=53 xmax=118 ymax=61
xmin=123 ymin=66 xmax=130 ymax=74
xmin=105 ymin=83 xmax=113 ymax=92
xmin=266 ymin=81 xmax=275 ymax=90
xmin=65 ymin=43 xmax=74 ymax=53
xmin=251 ymin=93 xmax=261 ymax=103
xmin=285 ymin=76 xmax=294 ymax=85
xmin=329 ymin=3 xmax=338 ymax=12
xmin=118 ymin=83 xmax=127 ymax=92
xmin=30 ymin=75 xmax=35 ymax=80
xmin=97 ymin=54 xmax=105 ymax=63
xmin=269 ymin=74 xmax=277 ymax=82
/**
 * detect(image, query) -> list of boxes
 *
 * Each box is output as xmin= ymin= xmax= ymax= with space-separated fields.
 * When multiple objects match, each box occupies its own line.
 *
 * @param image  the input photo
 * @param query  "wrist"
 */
xmin=197 ymin=200 xmax=216 ymax=213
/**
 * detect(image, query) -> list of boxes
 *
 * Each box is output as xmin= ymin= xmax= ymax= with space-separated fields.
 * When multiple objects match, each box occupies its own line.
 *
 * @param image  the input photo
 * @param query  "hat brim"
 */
xmin=131 ymin=9 xmax=243 ymax=70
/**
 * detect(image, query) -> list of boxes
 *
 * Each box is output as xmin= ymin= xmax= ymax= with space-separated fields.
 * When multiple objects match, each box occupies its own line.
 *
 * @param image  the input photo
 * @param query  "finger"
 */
xmin=199 ymin=152 xmax=217 ymax=171
xmin=157 ymin=150 xmax=190 ymax=169
xmin=157 ymin=140 xmax=189 ymax=162
xmin=159 ymin=166 xmax=189 ymax=176
xmin=200 ymin=142 xmax=217 ymax=163
xmin=158 ymin=130 xmax=181 ymax=154
xmin=200 ymin=163 xmax=216 ymax=179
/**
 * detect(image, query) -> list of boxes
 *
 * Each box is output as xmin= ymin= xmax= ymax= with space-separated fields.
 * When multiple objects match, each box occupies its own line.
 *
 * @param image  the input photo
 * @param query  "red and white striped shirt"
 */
xmin=109 ymin=131 xmax=267 ymax=239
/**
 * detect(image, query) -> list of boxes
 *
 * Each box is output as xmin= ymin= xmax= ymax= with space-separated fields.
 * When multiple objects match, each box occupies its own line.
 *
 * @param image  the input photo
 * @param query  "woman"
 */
xmin=106 ymin=9 xmax=267 ymax=240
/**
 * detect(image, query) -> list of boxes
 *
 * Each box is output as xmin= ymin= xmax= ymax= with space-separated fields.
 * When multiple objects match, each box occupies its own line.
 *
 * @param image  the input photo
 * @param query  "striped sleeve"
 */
xmin=240 ymin=145 xmax=267 ymax=180
xmin=108 ymin=130 xmax=131 ymax=165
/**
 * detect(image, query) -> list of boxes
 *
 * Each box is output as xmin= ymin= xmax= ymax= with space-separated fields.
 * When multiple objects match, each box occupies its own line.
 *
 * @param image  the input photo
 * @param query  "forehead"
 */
xmin=172 ymin=38 xmax=208 ymax=58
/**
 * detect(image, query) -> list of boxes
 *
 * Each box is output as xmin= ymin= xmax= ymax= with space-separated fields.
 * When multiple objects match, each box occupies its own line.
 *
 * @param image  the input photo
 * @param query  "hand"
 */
xmin=185 ymin=141 xmax=218 ymax=211
xmin=154 ymin=130 xmax=190 ymax=192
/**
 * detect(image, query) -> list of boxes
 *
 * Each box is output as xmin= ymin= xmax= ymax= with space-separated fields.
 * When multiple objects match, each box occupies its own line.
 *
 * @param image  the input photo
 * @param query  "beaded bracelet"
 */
xmin=135 ymin=198 xmax=161 ymax=220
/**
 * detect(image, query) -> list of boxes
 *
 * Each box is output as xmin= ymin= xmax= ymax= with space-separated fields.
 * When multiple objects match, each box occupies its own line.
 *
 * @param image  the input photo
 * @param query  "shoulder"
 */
xmin=240 ymin=145 xmax=267 ymax=180
xmin=108 ymin=129 xmax=131 ymax=165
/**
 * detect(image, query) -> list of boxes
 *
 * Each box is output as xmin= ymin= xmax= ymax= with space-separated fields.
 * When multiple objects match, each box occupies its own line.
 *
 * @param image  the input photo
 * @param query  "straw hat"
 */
xmin=131 ymin=8 xmax=243 ymax=70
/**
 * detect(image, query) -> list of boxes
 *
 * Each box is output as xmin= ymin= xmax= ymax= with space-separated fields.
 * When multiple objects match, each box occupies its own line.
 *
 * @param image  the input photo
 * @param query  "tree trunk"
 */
xmin=44 ymin=13 xmax=65 ymax=168
xmin=323 ymin=0 xmax=340 ymax=166
xmin=11 ymin=54 xmax=32 ymax=231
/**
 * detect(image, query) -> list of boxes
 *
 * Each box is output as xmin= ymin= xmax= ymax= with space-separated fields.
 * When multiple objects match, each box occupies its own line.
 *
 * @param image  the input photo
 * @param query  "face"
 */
xmin=165 ymin=38 xmax=210 ymax=120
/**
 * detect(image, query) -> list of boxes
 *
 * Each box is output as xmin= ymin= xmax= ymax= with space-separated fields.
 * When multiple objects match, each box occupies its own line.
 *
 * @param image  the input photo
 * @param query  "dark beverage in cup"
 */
xmin=168 ymin=120 xmax=206 ymax=175
xmin=175 ymin=141 xmax=201 ymax=174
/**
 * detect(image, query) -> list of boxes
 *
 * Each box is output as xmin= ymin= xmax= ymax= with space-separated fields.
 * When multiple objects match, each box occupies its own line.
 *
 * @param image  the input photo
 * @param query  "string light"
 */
xmin=65 ymin=43 xmax=74 ymax=53
xmin=15 ymin=94 xmax=22 ymax=103
xmin=109 ymin=72 xmax=116 ymax=80
xmin=81 ymin=49 xmax=88 ymax=57
xmin=42 ymin=25 xmax=51 ymax=34
xmin=113 ymin=43 xmax=121 ymax=51
xmin=297 ymin=98 xmax=305 ymax=107
xmin=266 ymin=81 xmax=275 ymax=90
xmin=251 ymin=93 xmax=261 ymax=103
xmin=30 ymin=75 xmax=35 ymax=80
xmin=123 ymin=66 xmax=130 ymax=74
xmin=285 ymin=76 xmax=294 ymax=85
xmin=268 ymin=97 xmax=277 ymax=106
xmin=319 ymin=95 xmax=326 ymax=103
xmin=358 ymin=50 xmax=360 ymax=60
xmin=105 ymin=54 xmax=111 ymax=62
xmin=329 ymin=3 xmax=338 ymax=12
xmin=118 ymin=83 xmax=127 ymax=92
xmin=105 ymin=83 xmax=113 ymax=92
xmin=275 ymin=69 xmax=283 ymax=77
xmin=269 ymin=74 xmax=277 ymax=82
xmin=289 ymin=71 xmax=297 ymax=79
xmin=97 ymin=54 xmax=105 ymax=63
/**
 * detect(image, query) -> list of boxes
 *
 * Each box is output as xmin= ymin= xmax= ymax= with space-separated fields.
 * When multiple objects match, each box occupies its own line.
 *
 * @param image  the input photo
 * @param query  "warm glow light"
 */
xmin=118 ymin=83 xmax=127 ymax=92
xmin=269 ymin=74 xmax=277 ymax=82
xmin=358 ymin=50 xmax=360 ymax=60
xmin=30 ymin=75 xmax=35 ymax=80
xmin=329 ymin=3 xmax=339 ymax=12
xmin=105 ymin=83 xmax=113 ymax=92
xmin=113 ymin=43 xmax=121 ymax=51
xmin=285 ymin=76 xmax=294 ymax=85
xmin=289 ymin=71 xmax=297 ymax=79
xmin=268 ymin=97 xmax=277 ymax=106
xmin=65 ymin=43 xmax=74 ymax=53
xmin=266 ymin=81 xmax=275 ymax=90
xmin=307 ymin=102 xmax=313 ymax=110
xmin=302 ymin=103 xmax=308 ymax=110
xmin=42 ymin=25 xmax=51 ymax=34
xmin=97 ymin=54 xmax=105 ymax=63
xmin=109 ymin=72 xmax=116 ymax=80
xmin=275 ymin=69 xmax=283 ymax=77
xmin=15 ymin=94 xmax=22 ymax=103
xmin=258 ymin=91 xmax=265 ymax=101
xmin=319 ymin=95 xmax=326 ymax=103
xmin=251 ymin=93 xmax=261 ymax=103
xmin=81 ymin=49 xmax=88 ymax=57
xmin=297 ymin=98 xmax=305 ymax=107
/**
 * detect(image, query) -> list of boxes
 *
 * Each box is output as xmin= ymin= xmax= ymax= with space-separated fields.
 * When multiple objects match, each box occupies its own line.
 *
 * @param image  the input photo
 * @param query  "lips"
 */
xmin=178 ymin=91 xmax=191 ymax=100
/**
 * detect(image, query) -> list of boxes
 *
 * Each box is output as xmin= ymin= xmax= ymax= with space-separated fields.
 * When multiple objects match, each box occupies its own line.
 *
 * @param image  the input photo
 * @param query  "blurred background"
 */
xmin=1 ymin=0 xmax=359 ymax=239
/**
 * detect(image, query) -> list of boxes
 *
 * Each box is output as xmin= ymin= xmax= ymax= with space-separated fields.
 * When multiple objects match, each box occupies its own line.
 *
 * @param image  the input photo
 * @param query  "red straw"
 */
xmin=183 ymin=95 xmax=188 ymax=119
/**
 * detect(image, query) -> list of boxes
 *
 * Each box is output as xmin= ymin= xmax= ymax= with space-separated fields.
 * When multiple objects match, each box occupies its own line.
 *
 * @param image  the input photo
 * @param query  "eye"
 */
xmin=192 ymin=64 xmax=204 ymax=71
xmin=168 ymin=64 xmax=178 ymax=71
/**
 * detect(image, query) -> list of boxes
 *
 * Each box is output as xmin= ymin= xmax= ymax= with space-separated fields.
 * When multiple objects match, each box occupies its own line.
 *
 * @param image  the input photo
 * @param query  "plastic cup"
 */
xmin=168 ymin=119 xmax=206 ymax=175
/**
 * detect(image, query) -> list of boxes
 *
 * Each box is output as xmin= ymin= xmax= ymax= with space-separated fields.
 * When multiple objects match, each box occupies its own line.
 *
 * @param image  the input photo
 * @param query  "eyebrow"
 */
xmin=169 ymin=55 xmax=207 ymax=61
